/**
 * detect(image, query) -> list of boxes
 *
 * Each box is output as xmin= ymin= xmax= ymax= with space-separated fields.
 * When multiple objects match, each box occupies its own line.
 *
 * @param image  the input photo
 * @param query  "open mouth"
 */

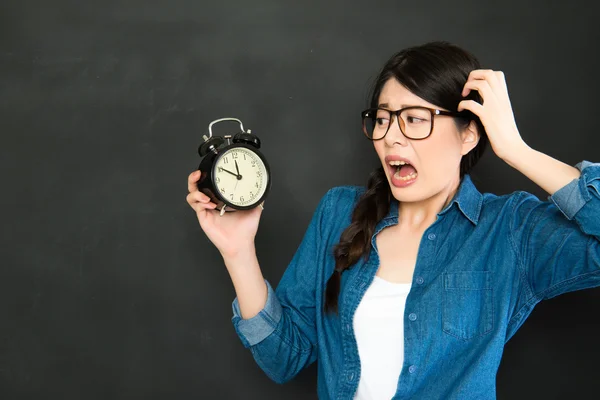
xmin=388 ymin=160 xmax=418 ymax=181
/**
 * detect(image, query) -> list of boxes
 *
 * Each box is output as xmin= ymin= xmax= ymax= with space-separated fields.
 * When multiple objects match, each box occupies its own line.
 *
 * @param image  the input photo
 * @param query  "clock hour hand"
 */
xmin=234 ymin=160 xmax=242 ymax=179
xmin=218 ymin=167 xmax=239 ymax=178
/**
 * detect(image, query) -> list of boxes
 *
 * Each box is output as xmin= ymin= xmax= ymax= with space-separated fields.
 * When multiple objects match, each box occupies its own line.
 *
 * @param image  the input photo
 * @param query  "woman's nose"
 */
xmin=384 ymin=116 xmax=408 ymax=147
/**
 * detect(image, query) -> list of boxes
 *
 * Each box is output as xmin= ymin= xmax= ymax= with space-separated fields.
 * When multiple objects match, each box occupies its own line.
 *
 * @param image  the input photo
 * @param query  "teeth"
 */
xmin=389 ymin=160 xmax=408 ymax=166
xmin=394 ymin=171 xmax=418 ymax=181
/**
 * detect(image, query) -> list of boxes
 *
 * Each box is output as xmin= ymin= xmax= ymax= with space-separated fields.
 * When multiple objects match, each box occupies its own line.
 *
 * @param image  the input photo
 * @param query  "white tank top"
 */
xmin=353 ymin=276 xmax=412 ymax=400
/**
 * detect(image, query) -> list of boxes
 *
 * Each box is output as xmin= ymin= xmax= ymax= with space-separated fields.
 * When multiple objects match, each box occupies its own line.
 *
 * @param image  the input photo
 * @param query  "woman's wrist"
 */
xmin=222 ymin=243 xmax=257 ymax=270
xmin=223 ymin=247 xmax=268 ymax=319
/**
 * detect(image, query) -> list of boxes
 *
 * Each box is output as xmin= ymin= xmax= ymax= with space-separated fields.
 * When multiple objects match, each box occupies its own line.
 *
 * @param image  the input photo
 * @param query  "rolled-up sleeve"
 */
xmin=550 ymin=161 xmax=600 ymax=239
xmin=231 ymin=280 xmax=282 ymax=348
xmin=511 ymin=161 xmax=600 ymax=301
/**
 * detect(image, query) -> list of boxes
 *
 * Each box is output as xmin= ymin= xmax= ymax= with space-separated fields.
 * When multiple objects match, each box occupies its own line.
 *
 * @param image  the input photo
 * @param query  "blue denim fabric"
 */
xmin=231 ymin=161 xmax=600 ymax=399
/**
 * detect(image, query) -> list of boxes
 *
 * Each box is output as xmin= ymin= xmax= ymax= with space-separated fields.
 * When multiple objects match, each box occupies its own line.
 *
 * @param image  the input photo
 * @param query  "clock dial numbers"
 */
xmin=213 ymin=147 xmax=268 ymax=207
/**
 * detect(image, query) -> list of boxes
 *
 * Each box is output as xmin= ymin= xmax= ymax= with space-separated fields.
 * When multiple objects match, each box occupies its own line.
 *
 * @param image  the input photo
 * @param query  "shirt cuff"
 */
xmin=550 ymin=161 xmax=599 ymax=220
xmin=231 ymin=279 xmax=283 ymax=348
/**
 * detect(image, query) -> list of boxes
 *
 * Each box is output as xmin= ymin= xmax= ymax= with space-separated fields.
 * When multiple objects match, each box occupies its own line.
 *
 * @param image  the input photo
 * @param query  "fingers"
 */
xmin=457 ymin=99 xmax=484 ymax=116
xmin=186 ymin=190 xmax=214 ymax=206
xmin=467 ymin=69 xmax=497 ymax=81
xmin=462 ymin=79 xmax=493 ymax=100
xmin=466 ymin=69 xmax=502 ymax=85
xmin=187 ymin=170 xmax=217 ymax=212
xmin=495 ymin=70 xmax=507 ymax=90
xmin=187 ymin=190 xmax=210 ymax=203
xmin=462 ymin=69 xmax=506 ymax=97
xmin=186 ymin=191 xmax=217 ymax=212
xmin=188 ymin=170 xmax=202 ymax=193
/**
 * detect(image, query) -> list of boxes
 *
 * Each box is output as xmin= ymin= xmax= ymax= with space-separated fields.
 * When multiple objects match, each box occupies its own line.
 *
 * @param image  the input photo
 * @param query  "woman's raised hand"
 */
xmin=186 ymin=170 xmax=264 ymax=259
xmin=458 ymin=69 xmax=527 ymax=161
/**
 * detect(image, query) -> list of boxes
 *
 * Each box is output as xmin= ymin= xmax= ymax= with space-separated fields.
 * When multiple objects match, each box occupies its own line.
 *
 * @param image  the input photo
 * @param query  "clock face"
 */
xmin=213 ymin=147 xmax=269 ymax=207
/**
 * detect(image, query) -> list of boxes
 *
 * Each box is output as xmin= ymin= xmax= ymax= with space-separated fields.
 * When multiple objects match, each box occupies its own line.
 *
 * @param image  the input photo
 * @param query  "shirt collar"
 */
xmin=382 ymin=174 xmax=483 ymax=226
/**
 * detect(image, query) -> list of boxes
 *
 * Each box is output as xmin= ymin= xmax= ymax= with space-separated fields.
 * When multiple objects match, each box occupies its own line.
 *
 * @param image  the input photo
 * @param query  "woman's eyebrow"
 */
xmin=377 ymin=103 xmax=417 ymax=109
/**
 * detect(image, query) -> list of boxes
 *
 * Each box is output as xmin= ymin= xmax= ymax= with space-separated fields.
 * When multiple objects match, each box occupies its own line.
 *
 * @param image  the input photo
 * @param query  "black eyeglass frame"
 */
xmin=361 ymin=106 xmax=466 ymax=141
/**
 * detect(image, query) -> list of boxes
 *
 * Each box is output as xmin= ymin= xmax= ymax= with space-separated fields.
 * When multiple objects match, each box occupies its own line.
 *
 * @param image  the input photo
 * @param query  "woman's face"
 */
xmin=373 ymin=78 xmax=479 ymax=204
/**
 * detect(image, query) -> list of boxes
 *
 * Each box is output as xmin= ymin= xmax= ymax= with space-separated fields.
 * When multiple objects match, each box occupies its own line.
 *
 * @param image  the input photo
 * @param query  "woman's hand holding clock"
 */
xmin=187 ymin=169 xmax=263 ymax=260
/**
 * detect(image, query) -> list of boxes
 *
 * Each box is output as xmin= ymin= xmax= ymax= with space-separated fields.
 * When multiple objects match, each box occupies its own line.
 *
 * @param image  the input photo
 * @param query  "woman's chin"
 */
xmin=385 ymin=174 xmax=432 ymax=203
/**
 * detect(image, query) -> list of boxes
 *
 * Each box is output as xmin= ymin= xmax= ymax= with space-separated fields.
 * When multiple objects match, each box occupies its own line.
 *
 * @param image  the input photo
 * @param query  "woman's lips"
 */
xmin=384 ymin=156 xmax=418 ymax=188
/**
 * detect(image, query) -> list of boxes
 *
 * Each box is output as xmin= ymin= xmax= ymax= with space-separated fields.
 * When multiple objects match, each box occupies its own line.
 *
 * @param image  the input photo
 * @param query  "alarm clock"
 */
xmin=196 ymin=118 xmax=271 ymax=216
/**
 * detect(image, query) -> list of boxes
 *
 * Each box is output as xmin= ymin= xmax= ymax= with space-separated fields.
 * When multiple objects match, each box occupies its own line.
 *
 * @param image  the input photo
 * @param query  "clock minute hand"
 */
xmin=218 ymin=167 xmax=238 ymax=178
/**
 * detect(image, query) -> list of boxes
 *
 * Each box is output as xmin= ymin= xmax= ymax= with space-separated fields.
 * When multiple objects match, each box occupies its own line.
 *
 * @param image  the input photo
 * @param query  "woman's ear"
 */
xmin=460 ymin=120 xmax=480 ymax=155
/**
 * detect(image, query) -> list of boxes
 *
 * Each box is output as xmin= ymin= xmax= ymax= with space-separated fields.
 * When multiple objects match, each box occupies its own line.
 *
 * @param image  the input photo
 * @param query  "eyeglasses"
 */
xmin=361 ymin=106 xmax=465 ymax=140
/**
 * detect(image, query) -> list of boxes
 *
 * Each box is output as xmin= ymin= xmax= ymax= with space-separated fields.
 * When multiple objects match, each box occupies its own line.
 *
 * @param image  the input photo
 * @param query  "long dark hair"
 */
xmin=324 ymin=41 xmax=489 ymax=313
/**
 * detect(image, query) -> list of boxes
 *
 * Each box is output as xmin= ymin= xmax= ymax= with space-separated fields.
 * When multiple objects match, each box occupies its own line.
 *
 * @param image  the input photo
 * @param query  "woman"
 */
xmin=186 ymin=41 xmax=599 ymax=399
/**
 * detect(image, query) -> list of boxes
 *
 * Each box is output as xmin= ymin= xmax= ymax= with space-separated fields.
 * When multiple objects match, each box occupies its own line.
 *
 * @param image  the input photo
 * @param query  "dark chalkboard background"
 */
xmin=1 ymin=0 xmax=599 ymax=399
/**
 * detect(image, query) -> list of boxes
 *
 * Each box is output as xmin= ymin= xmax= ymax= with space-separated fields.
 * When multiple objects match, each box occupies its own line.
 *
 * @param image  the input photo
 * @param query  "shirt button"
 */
xmin=409 ymin=313 xmax=417 ymax=321
xmin=345 ymin=324 xmax=351 ymax=332
xmin=348 ymin=372 xmax=355 ymax=382
xmin=409 ymin=365 xmax=417 ymax=374
xmin=416 ymin=276 xmax=424 ymax=285
xmin=427 ymin=233 xmax=436 ymax=240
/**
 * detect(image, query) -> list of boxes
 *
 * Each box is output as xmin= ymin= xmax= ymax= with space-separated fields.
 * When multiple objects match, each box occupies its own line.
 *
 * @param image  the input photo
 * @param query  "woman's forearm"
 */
xmin=503 ymin=142 xmax=581 ymax=196
xmin=223 ymin=246 xmax=268 ymax=320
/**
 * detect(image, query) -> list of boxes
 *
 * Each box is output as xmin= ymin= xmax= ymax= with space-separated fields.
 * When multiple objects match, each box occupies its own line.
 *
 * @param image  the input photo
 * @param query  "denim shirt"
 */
xmin=231 ymin=161 xmax=600 ymax=400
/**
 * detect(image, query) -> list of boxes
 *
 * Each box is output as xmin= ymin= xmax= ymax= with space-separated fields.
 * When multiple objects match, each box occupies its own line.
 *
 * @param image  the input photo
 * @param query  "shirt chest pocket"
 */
xmin=442 ymin=271 xmax=494 ymax=340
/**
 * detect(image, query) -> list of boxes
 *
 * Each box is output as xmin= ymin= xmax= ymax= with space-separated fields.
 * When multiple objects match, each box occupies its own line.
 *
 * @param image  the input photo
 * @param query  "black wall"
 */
xmin=1 ymin=0 xmax=599 ymax=399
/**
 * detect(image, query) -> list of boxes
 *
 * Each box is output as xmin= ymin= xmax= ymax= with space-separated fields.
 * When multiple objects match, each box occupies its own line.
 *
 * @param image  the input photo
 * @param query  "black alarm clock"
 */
xmin=197 ymin=118 xmax=271 ymax=216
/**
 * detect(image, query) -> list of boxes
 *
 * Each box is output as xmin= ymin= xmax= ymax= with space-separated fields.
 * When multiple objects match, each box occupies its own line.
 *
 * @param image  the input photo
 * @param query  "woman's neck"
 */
xmin=396 ymin=175 xmax=461 ymax=233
